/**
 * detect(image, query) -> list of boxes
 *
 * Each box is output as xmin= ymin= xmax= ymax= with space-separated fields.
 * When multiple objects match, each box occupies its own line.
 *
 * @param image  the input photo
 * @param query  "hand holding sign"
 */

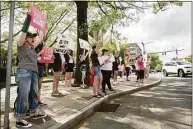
xmin=30 ymin=5 xmax=47 ymax=34
xmin=41 ymin=48 xmax=54 ymax=63
xmin=79 ymin=39 xmax=91 ymax=50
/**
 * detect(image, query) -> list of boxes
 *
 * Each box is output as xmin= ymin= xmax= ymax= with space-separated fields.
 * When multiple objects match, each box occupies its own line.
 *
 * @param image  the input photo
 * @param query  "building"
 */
xmin=128 ymin=43 xmax=142 ymax=68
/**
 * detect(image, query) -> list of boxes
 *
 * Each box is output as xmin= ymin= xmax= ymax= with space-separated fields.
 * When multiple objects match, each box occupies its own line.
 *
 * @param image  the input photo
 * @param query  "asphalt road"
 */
xmin=74 ymin=75 xmax=192 ymax=129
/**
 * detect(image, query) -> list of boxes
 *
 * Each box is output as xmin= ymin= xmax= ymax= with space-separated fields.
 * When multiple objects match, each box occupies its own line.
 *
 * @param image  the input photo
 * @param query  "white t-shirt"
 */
xmin=100 ymin=55 xmax=115 ymax=71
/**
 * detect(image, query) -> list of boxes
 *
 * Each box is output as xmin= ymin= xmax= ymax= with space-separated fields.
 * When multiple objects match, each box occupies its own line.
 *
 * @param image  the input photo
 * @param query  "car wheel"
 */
xmin=178 ymin=69 xmax=185 ymax=78
xmin=163 ymin=70 xmax=168 ymax=77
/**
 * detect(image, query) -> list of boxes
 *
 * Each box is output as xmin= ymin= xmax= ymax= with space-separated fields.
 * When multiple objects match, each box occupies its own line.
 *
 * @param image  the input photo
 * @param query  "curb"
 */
xmin=49 ymin=76 xmax=162 ymax=129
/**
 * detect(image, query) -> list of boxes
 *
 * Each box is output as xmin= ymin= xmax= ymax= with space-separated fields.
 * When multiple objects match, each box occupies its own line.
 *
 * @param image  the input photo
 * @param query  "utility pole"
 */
xmin=4 ymin=2 xmax=15 ymax=129
xmin=141 ymin=41 xmax=154 ymax=55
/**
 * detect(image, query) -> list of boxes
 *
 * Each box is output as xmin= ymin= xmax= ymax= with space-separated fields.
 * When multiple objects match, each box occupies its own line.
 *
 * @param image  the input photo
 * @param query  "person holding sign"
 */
xmin=51 ymin=51 xmax=65 ymax=97
xmin=64 ymin=49 xmax=75 ymax=89
xmin=35 ymin=44 xmax=47 ymax=106
xmin=79 ymin=49 xmax=89 ymax=88
xmin=124 ymin=50 xmax=131 ymax=82
xmin=90 ymin=46 xmax=103 ymax=98
xmin=15 ymin=13 xmax=46 ymax=128
xmin=101 ymin=49 xmax=116 ymax=95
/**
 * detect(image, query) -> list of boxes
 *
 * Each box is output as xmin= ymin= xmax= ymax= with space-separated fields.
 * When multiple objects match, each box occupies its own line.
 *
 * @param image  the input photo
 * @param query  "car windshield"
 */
xmin=176 ymin=61 xmax=190 ymax=65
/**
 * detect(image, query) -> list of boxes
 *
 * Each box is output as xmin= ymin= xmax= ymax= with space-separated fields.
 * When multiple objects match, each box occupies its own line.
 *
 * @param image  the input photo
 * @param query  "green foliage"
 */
xmin=185 ymin=55 xmax=192 ymax=63
xmin=150 ymin=54 xmax=163 ymax=69
xmin=152 ymin=1 xmax=183 ymax=14
xmin=103 ymin=42 xmax=128 ymax=58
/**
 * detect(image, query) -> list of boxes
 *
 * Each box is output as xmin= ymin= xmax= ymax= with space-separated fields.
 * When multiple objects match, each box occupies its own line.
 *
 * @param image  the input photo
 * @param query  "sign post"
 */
xmin=4 ymin=2 xmax=15 ymax=129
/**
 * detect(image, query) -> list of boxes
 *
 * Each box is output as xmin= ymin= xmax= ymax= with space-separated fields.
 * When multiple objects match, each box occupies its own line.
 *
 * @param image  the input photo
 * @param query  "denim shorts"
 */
xmin=93 ymin=66 xmax=101 ymax=76
xmin=80 ymin=64 xmax=87 ymax=72
xmin=38 ymin=66 xmax=45 ymax=78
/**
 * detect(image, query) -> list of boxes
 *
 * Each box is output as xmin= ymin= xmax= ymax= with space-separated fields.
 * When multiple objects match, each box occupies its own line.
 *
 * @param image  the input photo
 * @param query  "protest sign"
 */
xmin=54 ymin=34 xmax=74 ymax=53
xmin=30 ymin=5 xmax=47 ymax=33
xmin=79 ymin=38 xmax=90 ymax=50
xmin=41 ymin=48 xmax=54 ymax=63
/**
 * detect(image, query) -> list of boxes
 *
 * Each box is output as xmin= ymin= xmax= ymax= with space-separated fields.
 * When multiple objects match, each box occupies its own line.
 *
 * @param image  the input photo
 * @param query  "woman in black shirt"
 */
xmin=64 ymin=49 xmax=75 ymax=88
xmin=112 ymin=52 xmax=120 ymax=84
xmin=79 ymin=49 xmax=89 ymax=88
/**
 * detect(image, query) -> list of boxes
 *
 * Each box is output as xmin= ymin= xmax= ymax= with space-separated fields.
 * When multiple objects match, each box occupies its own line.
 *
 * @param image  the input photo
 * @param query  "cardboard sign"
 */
xmin=30 ymin=5 xmax=47 ymax=33
xmin=41 ymin=48 xmax=54 ymax=63
xmin=79 ymin=38 xmax=90 ymax=50
xmin=55 ymin=34 xmax=75 ymax=53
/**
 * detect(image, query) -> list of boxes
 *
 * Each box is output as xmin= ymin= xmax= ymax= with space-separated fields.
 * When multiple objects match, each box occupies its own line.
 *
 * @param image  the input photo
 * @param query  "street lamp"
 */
xmin=141 ymin=41 xmax=153 ymax=55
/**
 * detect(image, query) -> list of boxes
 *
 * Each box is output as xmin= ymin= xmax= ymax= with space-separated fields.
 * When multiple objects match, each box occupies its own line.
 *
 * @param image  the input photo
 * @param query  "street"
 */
xmin=74 ymin=75 xmax=192 ymax=129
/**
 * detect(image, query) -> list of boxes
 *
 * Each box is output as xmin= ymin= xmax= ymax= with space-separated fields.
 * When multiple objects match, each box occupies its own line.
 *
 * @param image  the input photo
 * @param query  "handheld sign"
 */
xmin=30 ymin=5 xmax=47 ymax=34
xmin=41 ymin=48 xmax=54 ymax=63
xmin=55 ymin=34 xmax=73 ymax=53
xmin=79 ymin=38 xmax=90 ymax=50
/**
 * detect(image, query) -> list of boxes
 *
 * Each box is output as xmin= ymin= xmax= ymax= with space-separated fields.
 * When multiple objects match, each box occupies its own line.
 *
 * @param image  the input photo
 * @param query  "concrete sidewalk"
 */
xmin=1 ymin=73 xmax=161 ymax=129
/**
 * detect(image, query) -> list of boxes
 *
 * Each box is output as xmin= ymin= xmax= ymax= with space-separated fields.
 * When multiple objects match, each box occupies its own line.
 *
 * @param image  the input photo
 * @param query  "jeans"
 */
xmin=14 ymin=69 xmax=38 ymax=119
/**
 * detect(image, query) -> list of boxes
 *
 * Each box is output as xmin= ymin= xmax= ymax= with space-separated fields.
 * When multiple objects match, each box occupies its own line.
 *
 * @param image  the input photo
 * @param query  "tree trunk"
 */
xmin=73 ymin=1 xmax=90 ymax=86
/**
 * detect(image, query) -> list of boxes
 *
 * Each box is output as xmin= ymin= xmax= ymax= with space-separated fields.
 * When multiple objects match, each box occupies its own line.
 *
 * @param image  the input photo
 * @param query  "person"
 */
xmin=135 ymin=56 xmax=140 ymax=83
xmin=112 ymin=52 xmax=119 ymax=84
xmin=35 ymin=44 xmax=47 ymax=106
xmin=90 ymin=46 xmax=103 ymax=97
xmin=145 ymin=55 xmax=150 ymax=78
xmin=137 ymin=54 xmax=145 ymax=86
xmin=124 ymin=51 xmax=131 ymax=81
xmin=101 ymin=49 xmax=115 ymax=95
xmin=51 ymin=51 xmax=64 ymax=97
xmin=79 ymin=49 xmax=89 ymax=88
xmin=64 ymin=49 xmax=75 ymax=89
xmin=14 ymin=14 xmax=46 ymax=128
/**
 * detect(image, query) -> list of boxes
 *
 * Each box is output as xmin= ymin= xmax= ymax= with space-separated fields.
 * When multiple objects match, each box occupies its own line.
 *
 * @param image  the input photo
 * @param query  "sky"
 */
xmin=115 ymin=2 xmax=191 ymax=63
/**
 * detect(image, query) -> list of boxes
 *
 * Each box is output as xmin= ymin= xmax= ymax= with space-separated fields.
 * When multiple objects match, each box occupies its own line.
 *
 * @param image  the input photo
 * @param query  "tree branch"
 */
xmin=0 ymin=30 xmax=21 ymax=44
xmin=96 ymin=1 xmax=109 ymax=16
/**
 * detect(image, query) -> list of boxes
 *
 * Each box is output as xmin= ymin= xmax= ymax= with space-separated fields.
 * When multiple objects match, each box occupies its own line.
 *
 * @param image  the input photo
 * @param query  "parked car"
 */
xmin=162 ymin=61 xmax=192 ymax=77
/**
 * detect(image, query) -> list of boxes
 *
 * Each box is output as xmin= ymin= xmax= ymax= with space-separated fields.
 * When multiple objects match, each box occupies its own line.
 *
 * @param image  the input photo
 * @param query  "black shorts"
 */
xmin=53 ymin=64 xmax=62 ymax=72
xmin=138 ymin=70 xmax=144 ymax=79
xmin=65 ymin=63 xmax=74 ymax=72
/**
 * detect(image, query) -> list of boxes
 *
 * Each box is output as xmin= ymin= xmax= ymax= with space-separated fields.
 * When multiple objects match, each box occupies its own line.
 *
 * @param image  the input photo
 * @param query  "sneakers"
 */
xmin=16 ymin=119 xmax=32 ymax=128
xmin=109 ymin=89 xmax=116 ymax=93
xmin=31 ymin=111 xmax=47 ymax=119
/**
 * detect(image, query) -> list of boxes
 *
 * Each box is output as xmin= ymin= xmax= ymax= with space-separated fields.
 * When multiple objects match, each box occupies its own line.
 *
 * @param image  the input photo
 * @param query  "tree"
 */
xmin=185 ymin=55 xmax=192 ymax=63
xmin=150 ymin=54 xmax=163 ymax=69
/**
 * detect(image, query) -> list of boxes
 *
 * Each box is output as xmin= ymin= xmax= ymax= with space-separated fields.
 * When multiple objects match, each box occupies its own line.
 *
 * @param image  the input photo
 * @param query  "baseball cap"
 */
xmin=26 ymin=32 xmax=37 ymax=38
xmin=102 ymin=49 xmax=108 ymax=53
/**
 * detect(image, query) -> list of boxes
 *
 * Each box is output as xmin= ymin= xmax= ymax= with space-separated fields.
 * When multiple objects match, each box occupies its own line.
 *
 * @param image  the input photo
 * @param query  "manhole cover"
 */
xmin=97 ymin=104 xmax=120 ymax=112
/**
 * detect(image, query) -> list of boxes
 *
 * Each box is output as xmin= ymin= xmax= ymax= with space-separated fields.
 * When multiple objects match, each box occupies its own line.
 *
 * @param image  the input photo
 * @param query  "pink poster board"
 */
xmin=30 ymin=5 xmax=47 ymax=33
xmin=41 ymin=48 xmax=54 ymax=63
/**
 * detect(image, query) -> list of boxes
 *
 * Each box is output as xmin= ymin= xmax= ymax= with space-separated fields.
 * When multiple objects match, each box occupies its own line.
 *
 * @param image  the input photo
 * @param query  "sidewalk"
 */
xmin=1 ymin=73 xmax=161 ymax=129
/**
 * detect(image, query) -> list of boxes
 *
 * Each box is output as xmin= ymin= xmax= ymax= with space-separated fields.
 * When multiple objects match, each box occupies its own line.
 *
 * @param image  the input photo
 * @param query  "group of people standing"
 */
xmin=13 ymin=13 xmax=150 ymax=128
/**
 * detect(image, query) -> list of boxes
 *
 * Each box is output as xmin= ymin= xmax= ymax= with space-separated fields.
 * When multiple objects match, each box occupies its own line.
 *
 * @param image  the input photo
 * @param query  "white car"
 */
xmin=162 ymin=61 xmax=192 ymax=77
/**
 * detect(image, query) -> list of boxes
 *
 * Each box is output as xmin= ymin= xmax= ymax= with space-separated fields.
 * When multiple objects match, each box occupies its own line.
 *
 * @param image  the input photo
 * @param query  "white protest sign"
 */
xmin=55 ymin=34 xmax=74 ymax=53
xmin=79 ymin=38 xmax=91 ymax=50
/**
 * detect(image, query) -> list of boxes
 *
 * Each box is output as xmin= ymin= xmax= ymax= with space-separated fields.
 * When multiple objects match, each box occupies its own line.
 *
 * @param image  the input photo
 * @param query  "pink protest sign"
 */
xmin=41 ymin=48 xmax=54 ymax=63
xmin=30 ymin=5 xmax=47 ymax=33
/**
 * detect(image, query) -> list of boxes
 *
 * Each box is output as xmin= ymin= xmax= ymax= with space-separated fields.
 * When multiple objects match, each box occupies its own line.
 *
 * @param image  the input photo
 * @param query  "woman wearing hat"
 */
xmin=15 ymin=14 xmax=46 ymax=128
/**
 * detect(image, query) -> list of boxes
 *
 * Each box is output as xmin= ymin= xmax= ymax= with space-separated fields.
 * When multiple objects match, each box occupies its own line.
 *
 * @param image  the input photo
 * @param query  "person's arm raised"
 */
xmin=18 ymin=14 xmax=31 ymax=47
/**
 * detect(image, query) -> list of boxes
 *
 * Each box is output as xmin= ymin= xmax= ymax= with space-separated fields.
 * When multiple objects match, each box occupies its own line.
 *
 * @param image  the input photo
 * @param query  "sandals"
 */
xmin=51 ymin=91 xmax=65 ymax=97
